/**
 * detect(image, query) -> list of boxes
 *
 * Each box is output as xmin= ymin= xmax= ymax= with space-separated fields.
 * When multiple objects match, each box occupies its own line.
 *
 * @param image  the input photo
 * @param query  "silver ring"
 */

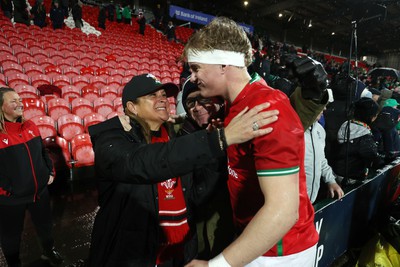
xmin=252 ymin=121 xmax=259 ymax=131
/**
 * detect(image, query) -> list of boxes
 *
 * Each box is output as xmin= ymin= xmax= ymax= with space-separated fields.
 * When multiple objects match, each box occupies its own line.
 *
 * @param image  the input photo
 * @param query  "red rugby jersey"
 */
xmin=224 ymin=73 xmax=318 ymax=256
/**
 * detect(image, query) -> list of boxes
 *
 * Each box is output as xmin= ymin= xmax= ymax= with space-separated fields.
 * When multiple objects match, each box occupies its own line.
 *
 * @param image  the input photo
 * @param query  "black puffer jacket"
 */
xmin=87 ymin=117 xmax=225 ymax=267
xmin=332 ymin=120 xmax=379 ymax=180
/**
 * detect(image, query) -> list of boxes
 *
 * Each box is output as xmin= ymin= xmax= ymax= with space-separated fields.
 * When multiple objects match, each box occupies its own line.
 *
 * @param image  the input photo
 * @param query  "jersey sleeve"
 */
xmin=251 ymin=90 xmax=304 ymax=177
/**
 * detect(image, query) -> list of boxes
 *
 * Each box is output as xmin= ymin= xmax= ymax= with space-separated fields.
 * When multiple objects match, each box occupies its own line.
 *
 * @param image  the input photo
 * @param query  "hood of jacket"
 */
xmin=338 ymin=121 xmax=371 ymax=143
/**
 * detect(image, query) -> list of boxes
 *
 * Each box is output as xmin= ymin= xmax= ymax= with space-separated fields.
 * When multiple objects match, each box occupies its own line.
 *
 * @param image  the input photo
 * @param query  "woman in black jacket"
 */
xmin=332 ymin=97 xmax=381 ymax=184
xmin=86 ymin=73 xmax=276 ymax=267
xmin=0 ymin=88 xmax=63 ymax=267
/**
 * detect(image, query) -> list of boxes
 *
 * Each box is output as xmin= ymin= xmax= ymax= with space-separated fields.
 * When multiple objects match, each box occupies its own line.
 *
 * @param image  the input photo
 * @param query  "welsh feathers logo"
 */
xmin=146 ymin=73 xmax=162 ymax=85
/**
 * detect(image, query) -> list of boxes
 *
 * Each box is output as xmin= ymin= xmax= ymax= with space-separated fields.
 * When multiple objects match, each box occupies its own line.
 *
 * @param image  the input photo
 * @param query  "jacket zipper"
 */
xmin=24 ymin=142 xmax=38 ymax=202
xmin=310 ymin=125 xmax=316 ymax=201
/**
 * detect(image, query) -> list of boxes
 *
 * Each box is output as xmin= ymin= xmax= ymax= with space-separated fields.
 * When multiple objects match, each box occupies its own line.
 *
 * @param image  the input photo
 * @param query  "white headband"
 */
xmin=187 ymin=49 xmax=245 ymax=67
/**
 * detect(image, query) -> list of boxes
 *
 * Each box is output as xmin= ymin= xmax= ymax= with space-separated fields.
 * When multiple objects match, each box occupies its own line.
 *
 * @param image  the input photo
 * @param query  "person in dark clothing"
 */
xmin=12 ymin=0 xmax=30 ymax=26
xmin=71 ymin=0 xmax=83 ymax=28
xmin=115 ymin=3 xmax=122 ymax=22
xmin=372 ymin=98 xmax=400 ymax=162
xmin=0 ymin=88 xmax=63 ymax=267
xmin=1 ymin=0 xmax=13 ymax=19
xmin=177 ymin=77 xmax=235 ymax=260
xmin=137 ymin=11 xmax=146 ymax=35
xmin=106 ymin=1 xmax=114 ymax=21
xmin=86 ymin=74 xmax=276 ymax=267
xmin=165 ymin=20 xmax=176 ymax=42
xmin=153 ymin=3 xmax=162 ymax=29
xmin=98 ymin=5 xmax=106 ymax=29
xmin=50 ymin=0 xmax=65 ymax=29
xmin=332 ymin=97 xmax=380 ymax=184
xmin=121 ymin=4 xmax=131 ymax=24
xmin=31 ymin=0 xmax=47 ymax=28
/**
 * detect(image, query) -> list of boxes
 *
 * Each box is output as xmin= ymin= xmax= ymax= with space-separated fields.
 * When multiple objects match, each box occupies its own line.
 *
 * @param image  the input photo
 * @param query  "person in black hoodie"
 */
xmin=98 ymin=5 xmax=106 ymax=29
xmin=31 ymin=0 xmax=47 ymax=28
xmin=50 ymin=0 xmax=65 ymax=29
xmin=86 ymin=74 xmax=277 ymax=267
xmin=137 ymin=11 xmax=146 ymax=35
xmin=0 ymin=88 xmax=63 ymax=267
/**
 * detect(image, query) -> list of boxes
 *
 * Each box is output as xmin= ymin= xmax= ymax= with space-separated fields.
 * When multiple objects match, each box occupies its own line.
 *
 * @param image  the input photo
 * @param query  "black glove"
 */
xmin=284 ymin=55 xmax=328 ymax=100
xmin=271 ymin=77 xmax=295 ymax=97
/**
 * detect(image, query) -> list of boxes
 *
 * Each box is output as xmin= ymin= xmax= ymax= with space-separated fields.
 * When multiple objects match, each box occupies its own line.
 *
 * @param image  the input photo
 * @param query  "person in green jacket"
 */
xmin=116 ymin=3 xmax=122 ymax=23
xmin=122 ymin=4 xmax=131 ymax=25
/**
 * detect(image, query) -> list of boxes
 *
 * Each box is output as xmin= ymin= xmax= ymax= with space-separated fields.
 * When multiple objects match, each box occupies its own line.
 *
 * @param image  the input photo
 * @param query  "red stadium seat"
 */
xmin=106 ymin=111 xmax=121 ymax=119
xmin=47 ymin=98 xmax=71 ymax=120
xmin=7 ymin=73 xmax=30 ymax=87
xmin=90 ymin=76 xmax=107 ymax=88
xmin=71 ymin=75 xmax=90 ymax=88
xmin=109 ymin=68 xmax=125 ymax=77
xmin=0 ymin=73 xmax=5 ymax=84
xmin=161 ymin=77 xmax=173 ymax=83
xmin=71 ymin=97 xmax=94 ymax=118
xmin=22 ymin=98 xmax=46 ymax=120
xmin=19 ymin=56 xmax=37 ymax=69
xmin=0 ymin=44 xmax=14 ymax=56
xmin=95 ymin=67 xmax=108 ymax=76
xmin=113 ymin=97 xmax=123 ymax=113
xmin=70 ymin=133 xmax=94 ymax=167
xmin=57 ymin=114 xmax=85 ymax=142
xmin=36 ymin=84 xmax=62 ymax=98
xmin=52 ymin=74 xmax=71 ymax=87
xmin=43 ymin=136 xmax=72 ymax=170
xmin=106 ymin=76 xmax=122 ymax=86
xmin=121 ymin=76 xmax=133 ymax=85
xmin=83 ymin=112 xmax=105 ymax=132
xmin=100 ymin=85 xmax=118 ymax=101
xmin=93 ymin=97 xmax=113 ymax=117
xmin=56 ymin=59 xmax=72 ymax=69
xmin=31 ymin=74 xmax=51 ymax=87
xmin=13 ymin=46 xmax=31 ymax=58
xmin=44 ymin=65 xmax=62 ymax=77
xmin=23 ymin=63 xmax=43 ymax=76
xmin=61 ymin=85 xmax=81 ymax=102
xmin=81 ymin=84 xmax=100 ymax=102
xmin=2 ymin=62 xmax=23 ymax=76
xmin=80 ymin=66 xmax=95 ymax=75
xmin=63 ymin=66 xmax=80 ymax=78
xmin=36 ymin=57 xmax=55 ymax=68
xmin=14 ymin=84 xmax=38 ymax=99
xmin=29 ymin=115 xmax=57 ymax=139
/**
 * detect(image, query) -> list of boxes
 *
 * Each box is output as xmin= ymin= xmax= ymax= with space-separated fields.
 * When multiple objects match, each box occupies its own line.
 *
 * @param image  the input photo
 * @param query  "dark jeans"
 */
xmin=0 ymin=188 xmax=55 ymax=266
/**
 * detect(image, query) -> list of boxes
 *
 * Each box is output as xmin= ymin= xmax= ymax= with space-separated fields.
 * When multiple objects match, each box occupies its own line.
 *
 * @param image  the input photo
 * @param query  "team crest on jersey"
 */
xmin=161 ymin=179 xmax=176 ymax=200
xmin=2 ymin=138 xmax=8 ymax=145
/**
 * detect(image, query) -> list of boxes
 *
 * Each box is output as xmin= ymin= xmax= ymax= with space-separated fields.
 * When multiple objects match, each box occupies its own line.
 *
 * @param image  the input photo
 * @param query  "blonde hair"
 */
xmin=0 ymin=87 xmax=20 ymax=133
xmin=182 ymin=17 xmax=253 ymax=67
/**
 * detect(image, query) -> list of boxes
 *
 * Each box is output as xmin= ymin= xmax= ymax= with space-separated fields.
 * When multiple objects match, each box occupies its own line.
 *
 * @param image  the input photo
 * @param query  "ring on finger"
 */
xmin=252 ymin=121 xmax=259 ymax=131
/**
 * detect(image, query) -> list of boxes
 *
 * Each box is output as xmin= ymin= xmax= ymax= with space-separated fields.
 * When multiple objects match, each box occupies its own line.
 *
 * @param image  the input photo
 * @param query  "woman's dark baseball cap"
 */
xmin=122 ymin=73 xmax=179 ymax=108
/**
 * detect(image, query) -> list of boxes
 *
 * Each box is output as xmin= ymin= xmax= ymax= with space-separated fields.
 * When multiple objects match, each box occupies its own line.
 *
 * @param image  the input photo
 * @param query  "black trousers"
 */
xmin=0 ymin=188 xmax=54 ymax=266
